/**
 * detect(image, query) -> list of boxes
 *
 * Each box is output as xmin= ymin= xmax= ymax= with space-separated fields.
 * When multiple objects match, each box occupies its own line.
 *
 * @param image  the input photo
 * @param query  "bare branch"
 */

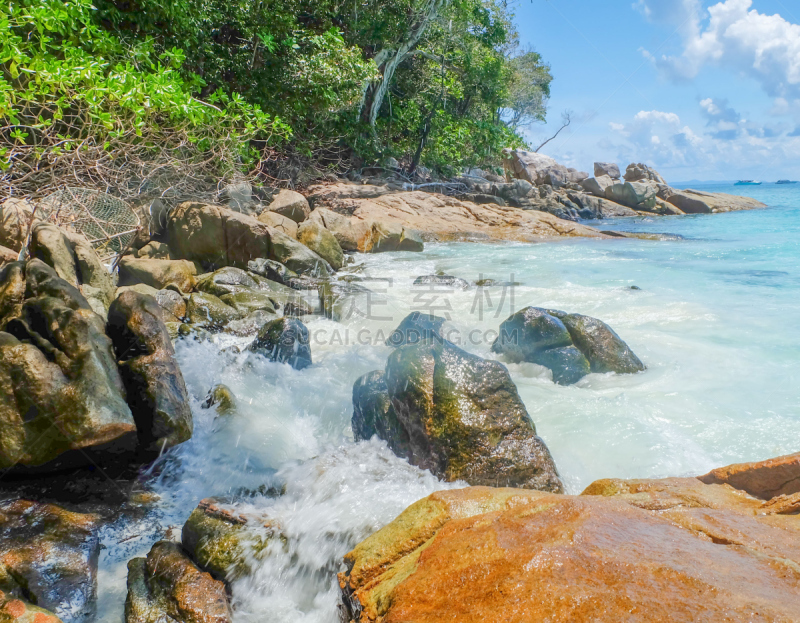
xmin=534 ymin=110 xmax=572 ymax=153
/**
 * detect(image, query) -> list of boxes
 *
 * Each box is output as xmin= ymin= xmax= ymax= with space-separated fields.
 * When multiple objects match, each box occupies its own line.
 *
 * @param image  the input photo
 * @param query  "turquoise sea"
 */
xmin=97 ymin=181 xmax=800 ymax=622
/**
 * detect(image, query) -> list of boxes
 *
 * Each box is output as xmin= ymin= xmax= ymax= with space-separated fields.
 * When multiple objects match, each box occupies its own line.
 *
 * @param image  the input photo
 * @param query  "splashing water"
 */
xmin=97 ymin=183 xmax=800 ymax=621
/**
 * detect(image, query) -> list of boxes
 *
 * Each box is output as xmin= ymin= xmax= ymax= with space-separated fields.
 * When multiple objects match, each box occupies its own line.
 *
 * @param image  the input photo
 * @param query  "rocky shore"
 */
xmin=0 ymin=159 xmax=789 ymax=623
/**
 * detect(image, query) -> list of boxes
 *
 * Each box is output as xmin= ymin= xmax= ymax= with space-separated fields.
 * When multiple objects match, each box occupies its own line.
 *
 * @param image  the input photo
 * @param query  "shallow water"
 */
xmin=97 ymin=182 xmax=800 ymax=621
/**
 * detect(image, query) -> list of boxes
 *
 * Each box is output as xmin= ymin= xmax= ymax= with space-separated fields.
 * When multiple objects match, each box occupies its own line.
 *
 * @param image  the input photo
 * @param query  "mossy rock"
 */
xmin=186 ymin=293 xmax=245 ymax=330
xmin=297 ymin=221 xmax=344 ymax=270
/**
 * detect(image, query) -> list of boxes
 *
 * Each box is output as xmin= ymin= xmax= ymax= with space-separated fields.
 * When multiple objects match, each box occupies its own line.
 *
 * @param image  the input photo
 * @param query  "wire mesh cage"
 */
xmin=38 ymin=188 xmax=141 ymax=261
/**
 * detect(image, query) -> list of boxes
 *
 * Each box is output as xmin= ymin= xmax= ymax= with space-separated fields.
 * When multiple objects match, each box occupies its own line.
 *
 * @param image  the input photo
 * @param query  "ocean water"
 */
xmin=96 ymin=182 xmax=800 ymax=622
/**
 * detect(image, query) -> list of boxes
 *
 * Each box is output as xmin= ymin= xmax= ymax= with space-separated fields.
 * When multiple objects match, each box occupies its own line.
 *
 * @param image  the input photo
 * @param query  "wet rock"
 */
xmin=551 ymin=310 xmax=645 ymax=374
xmin=340 ymin=477 xmax=800 ymax=623
xmin=0 ymin=499 xmax=99 ymax=623
xmin=412 ymin=275 xmax=470 ymax=289
xmin=378 ymin=339 xmax=562 ymax=491
xmin=594 ymin=161 xmax=621 ymax=179
xmin=0 ymin=592 xmax=61 ymax=622
xmin=181 ymin=498 xmax=275 ymax=582
xmin=202 ymin=385 xmax=237 ymax=417
xmin=352 ymin=371 xmax=406 ymax=451
xmin=118 ymin=258 xmax=197 ymax=293
xmin=0 ymin=260 xmax=137 ymax=470
xmin=256 ymin=210 xmax=298 ymax=238
xmin=492 ymin=307 xmax=644 ymax=384
xmin=296 ymin=221 xmax=344 ymax=270
xmin=265 ymin=189 xmax=310 ymax=223
xmin=246 ymin=259 xmax=297 ymax=285
xmin=219 ymin=291 xmax=277 ymax=315
xmin=125 ymin=541 xmax=231 ymax=623
xmin=248 ymin=317 xmax=312 ymax=370
xmin=155 ymin=289 xmax=187 ymax=322
xmin=697 ymin=452 xmax=800 ymax=499
xmin=223 ymin=310 xmax=279 ymax=337
xmin=186 ymin=292 xmax=244 ymax=330
xmin=385 ymin=312 xmax=446 ymax=347
xmin=317 ymin=280 xmax=370 ymax=322
xmin=195 ymin=267 xmax=260 ymax=298
xmin=106 ymin=291 xmax=193 ymax=453
xmin=269 ymin=229 xmax=333 ymax=276
xmin=0 ymin=199 xmax=34 ymax=252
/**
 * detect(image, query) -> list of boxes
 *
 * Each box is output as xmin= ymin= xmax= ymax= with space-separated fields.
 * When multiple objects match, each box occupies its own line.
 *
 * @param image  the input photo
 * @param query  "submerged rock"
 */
xmin=340 ymin=475 xmax=800 ymax=623
xmin=248 ymin=317 xmax=312 ymax=370
xmin=412 ymin=274 xmax=470 ymax=289
xmin=0 ymin=592 xmax=62 ymax=622
xmin=492 ymin=306 xmax=644 ymax=384
xmin=125 ymin=541 xmax=231 ymax=623
xmin=186 ymin=292 xmax=244 ymax=330
xmin=357 ymin=338 xmax=562 ymax=491
xmin=0 ymin=260 xmax=137 ymax=470
xmin=181 ymin=498 xmax=276 ymax=582
xmin=202 ymin=385 xmax=237 ymax=417
xmin=0 ymin=499 xmax=99 ymax=623
xmin=106 ymin=291 xmax=193 ymax=454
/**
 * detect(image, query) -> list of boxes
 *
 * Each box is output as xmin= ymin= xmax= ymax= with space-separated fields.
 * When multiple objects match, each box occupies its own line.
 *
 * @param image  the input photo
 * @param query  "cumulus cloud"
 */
xmin=639 ymin=0 xmax=800 ymax=99
xmin=605 ymin=107 xmax=799 ymax=178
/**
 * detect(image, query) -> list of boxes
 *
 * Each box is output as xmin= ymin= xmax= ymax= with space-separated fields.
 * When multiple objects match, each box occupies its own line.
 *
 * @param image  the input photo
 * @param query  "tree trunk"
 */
xmin=360 ymin=0 xmax=449 ymax=128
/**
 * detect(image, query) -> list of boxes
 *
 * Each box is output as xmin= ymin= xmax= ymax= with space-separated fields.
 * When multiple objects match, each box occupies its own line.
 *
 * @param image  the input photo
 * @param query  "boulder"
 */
xmin=385 ymin=312 xmax=446 ymax=347
xmin=185 ymin=293 xmax=244 ymax=330
xmin=550 ymin=310 xmax=646 ymax=374
xmin=594 ymin=162 xmax=621 ymax=179
xmin=222 ymin=180 xmax=255 ymax=214
xmin=492 ymin=307 xmax=644 ymax=384
xmin=106 ymin=291 xmax=193 ymax=453
xmin=166 ymin=202 xmax=227 ymax=268
xmin=566 ymin=168 xmax=590 ymax=184
xmin=0 ymin=199 xmax=34 ymax=252
xmin=0 ymin=499 xmax=99 ymax=623
xmin=29 ymin=223 xmax=116 ymax=316
xmin=118 ymin=258 xmax=197 ymax=293
xmin=501 ymin=149 xmax=570 ymax=187
xmin=307 ymin=208 xmax=370 ymax=252
xmin=248 ymin=317 xmax=312 ymax=370
xmin=318 ymin=280 xmax=371 ymax=322
xmin=195 ymin=267 xmax=305 ymax=316
xmin=605 ymin=181 xmax=657 ymax=210
xmin=370 ymin=338 xmax=563 ymax=491
xmin=0 ymin=593 xmax=61 ymax=622
xmin=257 ymin=210 xmax=298 ymax=238
xmin=219 ymin=291 xmax=277 ymax=315
xmin=568 ymin=193 xmax=638 ymax=218
xmin=698 ymin=452 xmax=800 ymax=499
xmin=246 ymin=259 xmax=297 ymax=285
xmin=412 ymin=275 xmax=470 ymax=290
xmin=116 ymin=285 xmax=186 ymax=322
xmin=0 ymin=260 xmax=137 ymax=470
xmin=202 ymin=385 xmax=237 ymax=417
xmin=268 ymin=229 xmax=333 ymax=276
xmin=265 ymin=189 xmax=310 ymax=223
xmin=195 ymin=267 xmax=259 ymax=297
xmin=0 ymin=245 xmax=17 ymax=267
xmin=666 ymin=190 xmax=713 ymax=214
xmin=296 ymin=221 xmax=344 ymax=270
xmin=125 ymin=541 xmax=231 ymax=623
xmin=340 ymin=477 xmax=800 ymax=623
xmin=623 ymin=162 xmax=666 ymax=184
xmin=181 ymin=498 xmax=275 ymax=582
xmin=579 ymin=175 xmax=615 ymax=197
xmin=362 ymin=222 xmax=424 ymax=253
xmin=134 ymin=241 xmax=171 ymax=260
xmin=352 ymin=370 xmax=403 ymax=447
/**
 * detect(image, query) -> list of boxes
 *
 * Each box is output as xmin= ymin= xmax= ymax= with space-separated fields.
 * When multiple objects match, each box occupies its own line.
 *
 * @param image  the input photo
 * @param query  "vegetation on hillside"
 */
xmin=1 ymin=0 xmax=553 ymax=198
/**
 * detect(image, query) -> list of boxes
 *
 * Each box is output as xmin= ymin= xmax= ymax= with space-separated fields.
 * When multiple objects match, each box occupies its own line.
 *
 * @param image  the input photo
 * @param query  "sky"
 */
xmin=513 ymin=0 xmax=800 ymax=182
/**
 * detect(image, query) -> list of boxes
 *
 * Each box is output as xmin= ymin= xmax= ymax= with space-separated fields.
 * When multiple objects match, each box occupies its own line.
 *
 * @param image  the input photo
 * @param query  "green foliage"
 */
xmin=1 ymin=0 xmax=289 ymax=175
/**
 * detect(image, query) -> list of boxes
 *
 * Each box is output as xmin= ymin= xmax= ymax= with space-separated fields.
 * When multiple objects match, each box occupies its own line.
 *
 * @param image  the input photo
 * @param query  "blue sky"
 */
xmin=513 ymin=0 xmax=800 ymax=182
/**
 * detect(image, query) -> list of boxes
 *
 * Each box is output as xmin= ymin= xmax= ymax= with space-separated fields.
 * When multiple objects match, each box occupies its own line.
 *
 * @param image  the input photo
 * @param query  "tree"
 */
xmin=504 ymin=49 xmax=551 ymax=129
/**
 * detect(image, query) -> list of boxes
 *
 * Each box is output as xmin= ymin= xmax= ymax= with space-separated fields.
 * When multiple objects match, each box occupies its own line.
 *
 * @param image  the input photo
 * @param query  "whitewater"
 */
xmin=97 ymin=182 xmax=800 ymax=621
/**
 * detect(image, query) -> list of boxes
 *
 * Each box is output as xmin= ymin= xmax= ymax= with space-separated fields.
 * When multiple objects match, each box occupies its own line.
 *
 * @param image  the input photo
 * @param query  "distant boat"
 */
xmin=735 ymin=180 xmax=762 ymax=185
xmin=776 ymin=180 xmax=797 ymax=184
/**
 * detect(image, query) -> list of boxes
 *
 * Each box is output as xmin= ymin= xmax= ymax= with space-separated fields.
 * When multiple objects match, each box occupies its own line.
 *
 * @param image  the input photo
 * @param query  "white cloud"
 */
xmin=642 ymin=0 xmax=800 ymax=99
xmin=605 ymin=106 xmax=799 ymax=179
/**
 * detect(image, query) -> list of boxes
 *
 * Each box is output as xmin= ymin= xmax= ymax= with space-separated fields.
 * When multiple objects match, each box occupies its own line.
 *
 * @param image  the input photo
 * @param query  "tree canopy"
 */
xmin=2 ymin=0 xmax=554 ymax=187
